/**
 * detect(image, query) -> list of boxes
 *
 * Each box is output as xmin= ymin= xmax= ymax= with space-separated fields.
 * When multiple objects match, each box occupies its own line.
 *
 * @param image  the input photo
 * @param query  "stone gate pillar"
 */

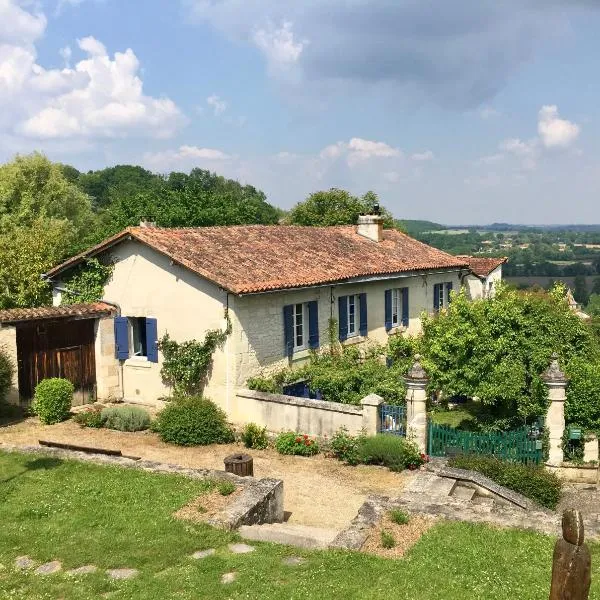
xmin=404 ymin=355 xmax=429 ymax=453
xmin=542 ymin=353 xmax=568 ymax=467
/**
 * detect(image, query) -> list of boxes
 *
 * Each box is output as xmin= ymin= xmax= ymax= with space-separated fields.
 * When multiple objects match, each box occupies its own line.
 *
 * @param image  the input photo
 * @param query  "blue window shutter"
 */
xmin=384 ymin=289 xmax=392 ymax=331
xmin=146 ymin=317 xmax=158 ymax=363
xmin=433 ymin=284 xmax=441 ymax=311
xmin=359 ymin=293 xmax=368 ymax=337
xmin=446 ymin=282 xmax=453 ymax=305
xmin=338 ymin=296 xmax=348 ymax=341
xmin=308 ymin=301 xmax=319 ymax=349
xmin=114 ymin=317 xmax=129 ymax=360
xmin=401 ymin=288 xmax=409 ymax=327
xmin=283 ymin=305 xmax=294 ymax=357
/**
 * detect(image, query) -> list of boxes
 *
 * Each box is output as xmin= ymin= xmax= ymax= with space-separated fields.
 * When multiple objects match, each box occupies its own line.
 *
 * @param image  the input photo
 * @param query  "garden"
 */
xmin=1 ymin=449 xmax=599 ymax=600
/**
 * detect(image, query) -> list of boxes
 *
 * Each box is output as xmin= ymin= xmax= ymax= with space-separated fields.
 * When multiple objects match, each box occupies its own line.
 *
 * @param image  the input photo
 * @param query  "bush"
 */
xmin=389 ymin=509 xmax=410 ymax=525
xmin=101 ymin=406 xmax=151 ymax=432
xmin=380 ymin=531 xmax=396 ymax=549
xmin=359 ymin=435 xmax=425 ymax=472
xmin=241 ymin=422 xmax=269 ymax=450
xmin=33 ymin=378 xmax=73 ymax=425
xmin=275 ymin=432 xmax=319 ymax=456
xmin=154 ymin=396 xmax=234 ymax=446
xmin=330 ymin=427 xmax=364 ymax=465
xmin=74 ymin=406 xmax=105 ymax=428
xmin=0 ymin=347 xmax=14 ymax=404
xmin=217 ymin=481 xmax=236 ymax=496
xmin=448 ymin=455 xmax=562 ymax=509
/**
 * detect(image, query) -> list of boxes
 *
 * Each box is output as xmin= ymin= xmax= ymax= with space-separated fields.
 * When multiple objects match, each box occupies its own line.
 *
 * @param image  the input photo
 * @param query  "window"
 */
xmin=293 ymin=303 xmax=307 ymax=350
xmin=130 ymin=317 xmax=148 ymax=357
xmin=385 ymin=287 xmax=408 ymax=330
xmin=433 ymin=282 xmax=453 ymax=311
xmin=338 ymin=293 xmax=367 ymax=340
xmin=347 ymin=295 xmax=357 ymax=336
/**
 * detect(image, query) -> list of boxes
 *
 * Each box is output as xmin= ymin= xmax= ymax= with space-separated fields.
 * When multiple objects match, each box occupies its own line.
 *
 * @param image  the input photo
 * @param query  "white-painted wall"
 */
xmin=464 ymin=265 xmax=503 ymax=300
xmin=0 ymin=325 xmax=19 ymax=404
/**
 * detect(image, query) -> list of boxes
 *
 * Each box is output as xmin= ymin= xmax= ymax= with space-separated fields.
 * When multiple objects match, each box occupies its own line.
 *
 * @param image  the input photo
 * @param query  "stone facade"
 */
xmin=94 ymin=317 xmax=121 ymax=401
xmin=464 ymin=265 xmax=503 ymax=300
xmin=0 ymin=324 xmax=18 ymax=404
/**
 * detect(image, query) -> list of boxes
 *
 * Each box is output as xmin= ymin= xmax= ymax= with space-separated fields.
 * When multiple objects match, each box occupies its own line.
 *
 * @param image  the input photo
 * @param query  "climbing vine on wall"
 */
xmin=61 ymin=258 xmax=114 ymax=304
xmin=158 ymin=313 xmax=231 ymax=396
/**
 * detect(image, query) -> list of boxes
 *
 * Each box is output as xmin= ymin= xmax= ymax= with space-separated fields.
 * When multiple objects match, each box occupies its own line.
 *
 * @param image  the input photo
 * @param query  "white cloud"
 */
xmin=318 ymin=137 xmax=402 ymax=167
xmin=479 ymin=107 xmax=500 ymax=119
xmin=411 ymin=150 xmax=434 ymax=161
xmin=252 ymin=20 xmax=307 ymax=75
xmin=206 ymin=94 xmax=227 ymax=115
xmin=143 ymin=145 xmax=232 ymax=170
xmin=537 ymin=104 xmax=580 ymax=148
xmin=0 ymin=1 xmax=185 ymax=142
xmin=499 ymin=137 xmax=537 ymax=157
xmin=475 ymin=153 xmax=504 ymax=166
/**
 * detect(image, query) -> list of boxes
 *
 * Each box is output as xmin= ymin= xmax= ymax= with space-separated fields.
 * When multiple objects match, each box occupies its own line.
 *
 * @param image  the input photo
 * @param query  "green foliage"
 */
xmin=421 ymin=284 xmax=598 ymax=422
xmin=561 ymin=427 xmax=585 ymax=463
xmin=274 ymin=432 xmax=319 ymax=456
xmin=565 ymin=358 xmax=600 ymax=435
xmin=61 ymin=258 xmax=114 ymax=304
xmin=241 ymin=423 xmax=269 ymax=450
xmin=329 ymin=427 xmax=365 ymax=465
xmin=359 ymin=435 xmax=425 ymax=472
xmin=288 ymin=188 xmax=395 ymax=227
xmin=247 ymin=374 xmax=288 ymax=394
xmin=216 ymin=481 xmax=236 ymax=496
xmin=101 ymin=406 xmax=151 ymax=432
xmin=153 ymin=396 xmax=234 ymax=446
xmin=33 ymin=378 xmax=73 ymax=425
xmin=0 ymin=346 xmax=14 ymax=404
xmin=448 ymin=455 xmax=562 ymax=509
xmin=158 ymin=323 xmax=229 ymax=396
xmin=73 ymin=406 xmax=105 ymax=428
xmin=573 ymin=274 xmax=589 ymax=305
xmin=380 ymin=530 xmax=396 ymax=548
xmin=389 ymin=509 xmax=410 ymax=526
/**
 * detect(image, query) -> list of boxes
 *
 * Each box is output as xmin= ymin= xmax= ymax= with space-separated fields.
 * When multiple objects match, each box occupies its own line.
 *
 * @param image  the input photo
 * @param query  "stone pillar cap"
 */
xmin=542 ymin=353 xmax=568 ymax=384
xmin=404 ymin=354 xmax=428 ymax=382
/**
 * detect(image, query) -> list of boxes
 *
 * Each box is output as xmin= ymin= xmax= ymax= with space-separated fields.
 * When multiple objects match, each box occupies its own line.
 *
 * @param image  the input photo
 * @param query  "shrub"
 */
xmin=448 ymin=455 xmax=562 ymax=509
xmin=154 ymin=396 xmax=235 ymax=446
xmin=275 ymin=432 xmax=319 ymax=456
xmin=389 ymin=509 xmax=410 ymax=525
xmin=359 ymin=435 xmax=425 ymax=472
xmin=101 ymin=406 xmax=151 ymax=432
xmin=380 ymin=531 xmax=396 ymax=549
xmin=33 ymin=378 xmax=73 ymax=425
xmin=0 ymin=347 xmax=14 ymax=404
xmin=217 ymin=481 xmax=236 ymax=496
xmin=74 ymin=406 xmax=105 ymax=428
xmin=330 ymin=427 xmax=364 ymax=465
xmin=241 ymin=422 xmax=269 ymax=450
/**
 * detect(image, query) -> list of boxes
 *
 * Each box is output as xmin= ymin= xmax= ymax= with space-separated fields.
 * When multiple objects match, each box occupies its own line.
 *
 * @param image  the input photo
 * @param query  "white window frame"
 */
xmin=437 ymin=284 xmax=447 ymax=310
xmin=391 ymin=288 xmax=401 ymax=327
xmin=293 ymin=303 xmax=308 ymax=351
xmin=129 ymin=317 xmax=148 ymax=359
xmin=346 ymin=294 xmax=359 ymax=337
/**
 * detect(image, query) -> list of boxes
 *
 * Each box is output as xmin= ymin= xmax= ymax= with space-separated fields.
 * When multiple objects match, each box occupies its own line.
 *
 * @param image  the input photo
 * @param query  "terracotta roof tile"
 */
xmin=457 ymin=256 xmax=507 ymax=278
xmin=0 ymin=302 xmax=116 ymax=324
xmin=47 ymin=225 xmax=469 ymax=294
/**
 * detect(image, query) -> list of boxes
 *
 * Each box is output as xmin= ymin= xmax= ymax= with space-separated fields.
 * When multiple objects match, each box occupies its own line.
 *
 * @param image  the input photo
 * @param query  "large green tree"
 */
xmin=420 ymin=283 xmax=598 ymax=424
xmin=288 ymin=188 xmax=395 ymax=227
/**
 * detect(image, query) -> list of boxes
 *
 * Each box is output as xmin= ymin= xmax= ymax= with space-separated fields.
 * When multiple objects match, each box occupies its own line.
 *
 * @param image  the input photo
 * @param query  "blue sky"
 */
xmin=1 ymin=0 xmax=600 ymax=224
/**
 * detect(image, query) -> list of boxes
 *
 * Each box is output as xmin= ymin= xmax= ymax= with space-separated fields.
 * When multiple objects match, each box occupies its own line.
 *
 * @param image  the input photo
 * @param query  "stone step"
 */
xmin=451 ymin=485 xmax=476 ymax=502
xmin=239 ymin=523 xmax=339 ymax=549
xmin=423 ymin=476 xmax=457 ymax=499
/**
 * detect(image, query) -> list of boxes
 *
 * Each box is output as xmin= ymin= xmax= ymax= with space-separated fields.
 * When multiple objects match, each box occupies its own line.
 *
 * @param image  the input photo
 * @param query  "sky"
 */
xmin=1 ymin=0 xmax=600 ymax=225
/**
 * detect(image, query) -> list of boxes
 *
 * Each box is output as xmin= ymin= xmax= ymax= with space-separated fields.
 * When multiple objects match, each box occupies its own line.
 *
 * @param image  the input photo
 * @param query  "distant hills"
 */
xmin=399 ymin=220 xmax=600 ymax=234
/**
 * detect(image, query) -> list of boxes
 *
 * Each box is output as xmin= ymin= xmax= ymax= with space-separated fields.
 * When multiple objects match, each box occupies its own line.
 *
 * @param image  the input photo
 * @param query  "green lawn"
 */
xmin=0 ymin=450 xmax=598 ymax=599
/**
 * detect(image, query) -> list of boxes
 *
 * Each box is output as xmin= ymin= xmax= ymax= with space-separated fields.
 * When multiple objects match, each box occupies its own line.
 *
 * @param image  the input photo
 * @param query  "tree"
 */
xmin=573 ymin=275 xmax=589 ymax=305
xmin=288 ymin=188 xmax=395 ymax=227
xmin=0 ymin=153 xmax=94 ymax=239
xmin=420 ymin=284 xmax=598 ymax=423
xmin=591 ymin=277 xmax=600 ymax=296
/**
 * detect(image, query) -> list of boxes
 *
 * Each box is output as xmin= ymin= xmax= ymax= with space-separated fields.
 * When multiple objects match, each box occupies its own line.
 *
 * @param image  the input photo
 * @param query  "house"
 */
xmin=0 ymin=213 xmax=498 ymax=410
xmin=458 ymin=256 xmax=507 ymax=299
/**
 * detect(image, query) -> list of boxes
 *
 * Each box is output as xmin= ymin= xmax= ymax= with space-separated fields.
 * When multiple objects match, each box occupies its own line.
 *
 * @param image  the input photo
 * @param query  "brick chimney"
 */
xmin=357 ymin=205 xmax=384 ymax=242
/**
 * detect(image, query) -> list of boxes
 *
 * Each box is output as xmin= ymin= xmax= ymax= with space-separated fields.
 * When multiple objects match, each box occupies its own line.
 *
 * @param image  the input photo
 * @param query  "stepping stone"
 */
xmin=106 ymin=568 xmax=139 ymax=580
xmin=228 ymin=543 xmax=255 ymax=554
xmin=192 ymin=549 xmax=215 ymax=560
xmin=221 ymin=572 xmax=237 ymax=584
xmin=35 ymin=561 xmax=62 ymax=575
xmin=282 ymin=556 xmax=305 ymax=566
xmin=67 ymin=565 xmax=98 ymax=575
xmin=15 ymin=556 xmax=35 ymax=570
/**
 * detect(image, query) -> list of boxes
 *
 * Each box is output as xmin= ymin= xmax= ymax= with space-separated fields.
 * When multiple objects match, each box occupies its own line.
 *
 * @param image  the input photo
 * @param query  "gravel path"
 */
xmin=0 ymin=416 xmax=408 ymax=530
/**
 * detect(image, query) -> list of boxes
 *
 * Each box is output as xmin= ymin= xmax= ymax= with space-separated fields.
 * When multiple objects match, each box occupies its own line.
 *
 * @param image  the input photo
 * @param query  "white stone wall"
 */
xmin=94 ymin=317 xmax=121 ymax=401
xmin=0 ymin=325 xmax=19 ymax=404
xmin=464 ymin=265 xmax=503 ymax=300
xmin=232 ymin=270 xmax=463 ymax=387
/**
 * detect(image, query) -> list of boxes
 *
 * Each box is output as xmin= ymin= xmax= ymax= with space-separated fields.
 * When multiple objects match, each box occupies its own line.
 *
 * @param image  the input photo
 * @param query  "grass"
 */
xmin=380 ymin=531 xmax=396 ymax=548
xmin=1 ymin=450 xmax=599 ymax=599
xmin=389 ymin=509 xmax=410 ymax=526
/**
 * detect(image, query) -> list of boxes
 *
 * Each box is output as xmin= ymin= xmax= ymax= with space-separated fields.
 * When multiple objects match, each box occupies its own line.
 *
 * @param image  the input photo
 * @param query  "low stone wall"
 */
xmin=230 ymin=388 xmax=380 ymax=437
xmin=553 ymin=463 xmax=599 ymax=484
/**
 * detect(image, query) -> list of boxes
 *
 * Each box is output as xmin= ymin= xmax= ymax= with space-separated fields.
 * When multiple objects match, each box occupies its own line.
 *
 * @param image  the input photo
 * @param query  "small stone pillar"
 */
xmin=360 ymin=393 xmax=384 ymax=436
xmin=542 ymin=353 xmax=568 ymax=467
xmin=404 ymin=355 xmax=429 ymax=453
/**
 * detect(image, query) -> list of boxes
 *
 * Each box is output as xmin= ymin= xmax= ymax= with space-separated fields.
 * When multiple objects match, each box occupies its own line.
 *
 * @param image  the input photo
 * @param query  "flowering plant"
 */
xmin=275 ymin=431 xmax=320 ymax=456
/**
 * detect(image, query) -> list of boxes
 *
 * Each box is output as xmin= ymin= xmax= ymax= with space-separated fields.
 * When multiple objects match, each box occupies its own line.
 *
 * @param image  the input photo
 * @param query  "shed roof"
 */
xmin=457 ymin=256 xmax=507 ymax=278
xmin=0 ymin=302 xmax=116 ymax=324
